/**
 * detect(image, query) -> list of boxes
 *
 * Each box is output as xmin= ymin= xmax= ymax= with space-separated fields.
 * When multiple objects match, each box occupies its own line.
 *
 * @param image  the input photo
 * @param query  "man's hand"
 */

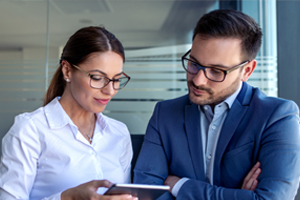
xmin=61 ymin=180 xmax=138 ymax=200
xmin=164 ymin=162 xmax=261 ymax=193
xmin=241 ymin=162 xmax=261 ymax=191
xmin=164 ymin=175 xmax=181 ymax=192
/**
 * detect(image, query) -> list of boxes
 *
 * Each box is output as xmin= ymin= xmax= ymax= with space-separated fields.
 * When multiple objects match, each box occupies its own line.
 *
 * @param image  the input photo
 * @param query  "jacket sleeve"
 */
xmin=134 ymin=98 xmax=300 ymax=200
xmin=133 ymin=102 xmax=175 ymax=199
xmin=177 ymin=100 xmax=300 ymax=200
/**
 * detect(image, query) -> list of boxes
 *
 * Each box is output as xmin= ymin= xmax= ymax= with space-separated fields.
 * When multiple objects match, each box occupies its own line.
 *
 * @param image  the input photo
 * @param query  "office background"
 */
xmin=0 ymin=0 xmax=299 ymax=198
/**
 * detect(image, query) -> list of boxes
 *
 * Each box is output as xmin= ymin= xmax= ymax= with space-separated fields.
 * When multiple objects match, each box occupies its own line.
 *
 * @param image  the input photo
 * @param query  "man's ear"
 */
xmin=241 ymin=60 xmax=256 ymax=82
xmin=61 ymin=60 xmax=72 ymax=81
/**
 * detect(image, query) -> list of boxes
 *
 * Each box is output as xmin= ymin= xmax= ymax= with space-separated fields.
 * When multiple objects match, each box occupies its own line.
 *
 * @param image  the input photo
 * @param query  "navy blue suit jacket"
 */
xmin=133 ymin=82 xmax=300 ymax=200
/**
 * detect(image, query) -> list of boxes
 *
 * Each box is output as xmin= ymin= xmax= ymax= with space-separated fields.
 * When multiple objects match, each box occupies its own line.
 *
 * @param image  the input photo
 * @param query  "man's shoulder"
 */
xmin=241 ymin=83 xmax=297 ymax=107
xmin=158 ymin=94 xmax=190 ymax=107
xmin=252 ymin=87 xmax=297 ymax=107
xmin=243 ymin=86 xmax=299 ymax=117
xmin=151 ymin=94 xmax=191 ymax=118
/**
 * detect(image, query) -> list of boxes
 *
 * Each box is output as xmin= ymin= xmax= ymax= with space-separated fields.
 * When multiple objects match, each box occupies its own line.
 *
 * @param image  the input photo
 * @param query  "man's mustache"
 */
xmin=188 ymin=81 xmax=213 ymax=95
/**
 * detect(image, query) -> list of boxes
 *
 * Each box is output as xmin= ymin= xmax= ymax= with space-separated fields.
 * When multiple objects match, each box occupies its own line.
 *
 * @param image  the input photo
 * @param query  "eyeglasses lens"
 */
xmin=90 ymin=75 xmax=129 ymax=90
xmin=183 ymin=59 xmax=225 ymax=82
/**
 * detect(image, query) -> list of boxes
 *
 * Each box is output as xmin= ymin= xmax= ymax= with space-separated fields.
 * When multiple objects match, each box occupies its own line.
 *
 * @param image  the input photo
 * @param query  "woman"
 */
xmin=0 ymin=26 xmax=136 ymax=200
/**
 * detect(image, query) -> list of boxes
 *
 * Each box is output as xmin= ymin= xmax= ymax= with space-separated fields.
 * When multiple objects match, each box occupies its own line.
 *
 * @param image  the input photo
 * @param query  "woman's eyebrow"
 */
xmin=89 ymin=69 xmax=107 ymax=75
xmin=89 ymin=70 xmax=123 ymax=77
xmin=114 ymin=72 xmax=123 ymax=76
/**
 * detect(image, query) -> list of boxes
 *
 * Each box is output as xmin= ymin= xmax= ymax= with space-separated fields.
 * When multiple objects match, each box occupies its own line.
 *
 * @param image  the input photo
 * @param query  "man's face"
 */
xmin=187 ymin=36 xmax=248 ymax=107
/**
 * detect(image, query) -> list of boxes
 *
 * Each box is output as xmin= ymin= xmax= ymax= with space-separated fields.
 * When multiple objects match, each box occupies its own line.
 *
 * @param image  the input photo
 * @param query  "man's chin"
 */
xmin=188 ymin=93 xmax=208 ymax=106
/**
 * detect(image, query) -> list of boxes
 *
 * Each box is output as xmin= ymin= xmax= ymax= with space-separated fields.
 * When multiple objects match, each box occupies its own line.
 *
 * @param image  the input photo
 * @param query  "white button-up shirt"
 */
xmin=0 ymin=97 xmax=133 ymax=200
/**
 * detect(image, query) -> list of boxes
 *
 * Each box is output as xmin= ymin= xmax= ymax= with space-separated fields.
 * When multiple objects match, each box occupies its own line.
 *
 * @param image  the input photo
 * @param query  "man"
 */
xmin=133 ymin=9 xmax=300 ymax=200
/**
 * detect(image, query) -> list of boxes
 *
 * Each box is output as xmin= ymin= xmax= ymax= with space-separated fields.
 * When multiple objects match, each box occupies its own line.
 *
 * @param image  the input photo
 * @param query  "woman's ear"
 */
xmin=61 ymin=60 xmax=72 ymax=82
xmin=241 ymin=60 xmax=256 ymax=82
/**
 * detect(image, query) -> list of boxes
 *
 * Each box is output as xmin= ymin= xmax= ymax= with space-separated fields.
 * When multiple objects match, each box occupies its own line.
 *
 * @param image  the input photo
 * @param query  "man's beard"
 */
xmin=187 ymin=76 xmax=241 ymax=106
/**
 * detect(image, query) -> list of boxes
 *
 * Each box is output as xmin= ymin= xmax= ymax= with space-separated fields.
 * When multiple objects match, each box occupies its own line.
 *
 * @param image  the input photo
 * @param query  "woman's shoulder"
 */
xmin=14 ymin=106 xmax=45 ymax=124
xmin=4 ymin=106 xmax=45 ymax=141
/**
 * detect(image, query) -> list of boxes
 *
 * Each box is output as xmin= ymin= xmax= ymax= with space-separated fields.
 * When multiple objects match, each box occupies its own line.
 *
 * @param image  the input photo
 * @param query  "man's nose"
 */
xmin=192 ymin=69 xmax=209 ymax=85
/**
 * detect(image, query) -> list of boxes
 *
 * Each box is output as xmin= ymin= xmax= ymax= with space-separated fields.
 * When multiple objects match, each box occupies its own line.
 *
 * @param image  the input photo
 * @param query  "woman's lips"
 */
xmin=95 ymin=98 xmax=110 ymax=105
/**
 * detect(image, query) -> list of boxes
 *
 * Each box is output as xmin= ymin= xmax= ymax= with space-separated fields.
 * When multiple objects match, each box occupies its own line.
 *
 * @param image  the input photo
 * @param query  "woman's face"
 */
xmin=64 ymin=51 xmax=124 ymax=114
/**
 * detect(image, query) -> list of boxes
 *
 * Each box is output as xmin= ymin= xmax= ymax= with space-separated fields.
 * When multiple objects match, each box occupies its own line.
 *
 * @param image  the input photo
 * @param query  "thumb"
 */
xmin=91 ymin=180 xmax=113 ymax=189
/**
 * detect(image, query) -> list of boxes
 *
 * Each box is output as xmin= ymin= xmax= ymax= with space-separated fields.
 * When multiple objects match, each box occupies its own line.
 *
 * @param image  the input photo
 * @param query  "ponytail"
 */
xmin=43 ymin=65 xmax=65 ymax=106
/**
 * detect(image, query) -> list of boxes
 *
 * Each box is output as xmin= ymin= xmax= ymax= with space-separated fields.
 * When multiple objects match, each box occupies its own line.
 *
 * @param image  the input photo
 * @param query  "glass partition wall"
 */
xmin=0 ymin=0 xmax=277 ymax=144
xmin=0 ymin=1 xmax=49 ymax=145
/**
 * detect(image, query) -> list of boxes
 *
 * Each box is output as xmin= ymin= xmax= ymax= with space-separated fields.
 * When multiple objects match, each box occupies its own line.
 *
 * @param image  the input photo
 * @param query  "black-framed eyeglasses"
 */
xmin=72 ymin=64 xmax=130 ymax=90
xmin=181 ymin=49 xmax=250 ymax=82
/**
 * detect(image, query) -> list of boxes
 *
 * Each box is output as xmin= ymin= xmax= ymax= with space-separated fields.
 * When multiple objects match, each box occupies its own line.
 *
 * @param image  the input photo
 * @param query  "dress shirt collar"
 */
xmin=224 ymin=82 xmax=243 ymax=109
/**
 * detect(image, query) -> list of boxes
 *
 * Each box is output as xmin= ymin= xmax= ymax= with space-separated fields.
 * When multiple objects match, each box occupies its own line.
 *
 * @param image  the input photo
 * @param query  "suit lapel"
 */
xmin=213 ymin=83 xmax=253 ymax=185
xmin=185 ymin=102 xmax=206 ymax=180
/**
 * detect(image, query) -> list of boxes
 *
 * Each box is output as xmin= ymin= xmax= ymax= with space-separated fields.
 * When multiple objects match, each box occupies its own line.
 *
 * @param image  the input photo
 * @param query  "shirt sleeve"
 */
xmin=0 ymin=187 xmax=62 ymax=200
xmin=0 ymin=115 xmax=41 ymax=199
xmin=0 ymin=188 xmax=19 ymax=200
xmin=171 ymin=178 xmax=189 ymax=197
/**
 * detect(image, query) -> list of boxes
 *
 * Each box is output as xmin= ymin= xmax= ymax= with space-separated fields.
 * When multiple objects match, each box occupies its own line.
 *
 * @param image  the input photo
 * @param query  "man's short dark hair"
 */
xmin=193 ymin=9 xmax=262 ymax=60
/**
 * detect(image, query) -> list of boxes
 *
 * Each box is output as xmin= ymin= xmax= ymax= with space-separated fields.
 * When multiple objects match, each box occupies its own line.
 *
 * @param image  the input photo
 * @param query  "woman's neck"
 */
xmin=59 ymin=93 xmax=95 ymax=128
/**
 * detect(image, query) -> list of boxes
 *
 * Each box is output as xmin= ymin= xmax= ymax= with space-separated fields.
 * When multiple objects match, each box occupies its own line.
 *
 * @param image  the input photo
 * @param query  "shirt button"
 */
xmin=211 ymin=125 xmax=216 ymax=129
xmin=207 ymin=155 xmax=212 ymax=159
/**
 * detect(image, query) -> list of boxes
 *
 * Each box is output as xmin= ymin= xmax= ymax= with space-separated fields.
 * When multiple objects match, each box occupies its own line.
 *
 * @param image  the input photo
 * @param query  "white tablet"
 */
xmin=104 ymin=183 xmax=170 ymax=199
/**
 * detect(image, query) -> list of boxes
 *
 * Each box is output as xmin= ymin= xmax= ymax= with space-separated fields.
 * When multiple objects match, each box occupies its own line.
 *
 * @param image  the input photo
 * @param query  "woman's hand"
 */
xmin=241 ymin=162 xmax=261 ymax=191
xmin=61 ymin=180 xmax=138 ymax=200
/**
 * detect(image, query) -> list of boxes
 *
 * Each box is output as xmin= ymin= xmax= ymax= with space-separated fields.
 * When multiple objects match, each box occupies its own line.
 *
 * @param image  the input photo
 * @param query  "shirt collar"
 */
xmin=95 ymin=112 xmax=108 ymax=131
xmin=44 ymin=97 xmax=74 ymax=129
xmin=224 ymin=82 xmax=243 ymax=109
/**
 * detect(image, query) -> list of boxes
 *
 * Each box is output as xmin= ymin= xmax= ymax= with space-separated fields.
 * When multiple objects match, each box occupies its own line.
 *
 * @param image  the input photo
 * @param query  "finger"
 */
xmin=91 ymin=180 xmax=113 ymax=189
xmin=246 ymin=168 xmax=261 ymax=190
xmin=244 ymin=162 xmax=260 ymax=182
xmin=250 ymin=180 xmax=258 ymax=191
xmin=250 ymin=168 xmax=261 ymax=182
xmin=242 ymin=162 xmax=261 ymax=189
xmin=243 ymin=168 xmax=261 ymax=190
xmin=243 ymin=177 xmax=253 ymax=190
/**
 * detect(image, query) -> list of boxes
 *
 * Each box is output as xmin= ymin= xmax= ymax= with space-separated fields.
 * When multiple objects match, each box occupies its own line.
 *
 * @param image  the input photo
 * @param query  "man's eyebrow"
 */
xmin=189 ymin=55 xmax=230 ymax=69
xmin=189 ymin=55 xmax=200 ymax=63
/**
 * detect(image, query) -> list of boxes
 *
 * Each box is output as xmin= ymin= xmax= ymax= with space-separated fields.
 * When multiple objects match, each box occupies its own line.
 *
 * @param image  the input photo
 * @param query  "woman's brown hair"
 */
xmin=43 ymin=26 xmax=125 ymax=106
